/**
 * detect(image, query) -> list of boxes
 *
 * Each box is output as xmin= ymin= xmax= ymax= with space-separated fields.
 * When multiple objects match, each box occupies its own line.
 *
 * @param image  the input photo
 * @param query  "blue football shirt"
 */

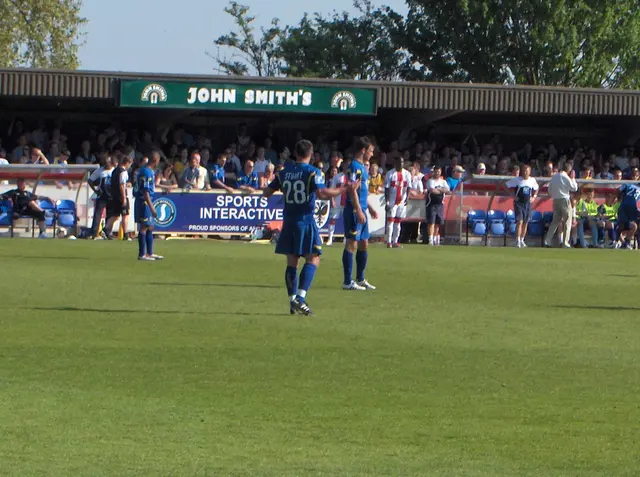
xmin=620 ymin=183 xmax=640 ymax=206
xmin=346 ymin=160 xmax=369 ymax=211
xmin=268 ymin=162 xmax=325 ymax=220
xmin=134 ymin=166 xmax=155 ymax=201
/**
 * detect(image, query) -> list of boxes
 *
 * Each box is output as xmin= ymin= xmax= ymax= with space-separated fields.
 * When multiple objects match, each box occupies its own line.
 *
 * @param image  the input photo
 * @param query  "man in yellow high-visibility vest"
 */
xmin=576 ymin=187 xmax=600 ymax=248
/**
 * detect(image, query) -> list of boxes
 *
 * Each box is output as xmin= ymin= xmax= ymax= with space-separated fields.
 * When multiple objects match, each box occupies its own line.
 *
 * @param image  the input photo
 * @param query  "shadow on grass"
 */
xmin=608 ymin=274 xmax=639 ymax=278
xmin=24 ymin=306 xmax=287 ymax=317
xmin=149 ymin=282 xmax=280 ymax=289
xmin=551 ymin=304 xmax=640 ymax=312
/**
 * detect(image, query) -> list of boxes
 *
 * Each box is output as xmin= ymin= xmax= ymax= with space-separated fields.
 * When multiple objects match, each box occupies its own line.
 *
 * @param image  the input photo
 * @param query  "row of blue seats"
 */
xmin=0 ymin=199 xmax=77 ymax=237
xmin=467 ymin=210 xmax=555 ymax=243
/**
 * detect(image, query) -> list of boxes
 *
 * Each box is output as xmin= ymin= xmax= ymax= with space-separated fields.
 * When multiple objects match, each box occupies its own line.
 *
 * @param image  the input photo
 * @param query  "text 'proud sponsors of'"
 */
xmin=188 ymin=195 xmax=283 ymax=233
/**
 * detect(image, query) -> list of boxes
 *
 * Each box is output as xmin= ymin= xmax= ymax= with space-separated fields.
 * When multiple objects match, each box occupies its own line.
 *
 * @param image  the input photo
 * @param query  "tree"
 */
xmin=278 ymin=0 xmax=406 ymax=80
xmin=209 ymin=1 xmax=282 ymax=77
xmin=0 ymin=0 xmax=86 ymax=69
xmin=400 ymin=0 xmax=640 ymax=88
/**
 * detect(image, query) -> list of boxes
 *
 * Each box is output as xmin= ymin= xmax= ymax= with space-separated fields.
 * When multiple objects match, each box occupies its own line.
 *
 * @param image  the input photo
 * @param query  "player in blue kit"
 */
xmin=342 ymin=136 xmax=379 ymax=291
xmin=616 ymin=182 xmax=640 ymax=249
xmin=264 ymin=139 xmax=347 ymax=316
xmin=133 ymin=150 xmax=162 ymax=261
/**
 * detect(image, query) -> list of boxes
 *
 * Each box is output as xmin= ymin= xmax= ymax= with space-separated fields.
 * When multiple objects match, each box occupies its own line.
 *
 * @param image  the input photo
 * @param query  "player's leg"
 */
xmin=134 ymin=200 xmax=149 ymax=259
xmin=355 ymin=219 xmax=375 ymax=290
xmin=342 ymin=210 xmax=364 ymax=289
xmin=286 ymin=254 xmax=300 ymax=309
xmin=392 ymin=206 xmax=405 ymax=247
xmin=121 ymin=199 xmax=130 ymax=241
xmin=385 ymin=210 xmax=394 ymax=247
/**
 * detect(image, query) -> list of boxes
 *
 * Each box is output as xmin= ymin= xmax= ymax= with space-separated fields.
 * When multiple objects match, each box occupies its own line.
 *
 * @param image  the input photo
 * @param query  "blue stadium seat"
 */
xmin=487 ymin=210 xmax=506 ymax=245
xmin=528 ymin=210 xmax=545 ymax=239
xmin=543 ymin=211 xmax=554 ymax=224
xmin=466 ymin=210 xmax=487 ymax=245
xmin=505 ymin=210 xmax=517 ymax=236
xmin=56 ymin=200 xmax=77 ymax=229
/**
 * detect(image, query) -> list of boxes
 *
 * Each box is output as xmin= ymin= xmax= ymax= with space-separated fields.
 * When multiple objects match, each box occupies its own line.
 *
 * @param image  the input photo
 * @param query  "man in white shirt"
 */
xmin=253 ymin=147 xmax=271 ymax=176
xmin=425 ymin=165 xmax=450 ymax=246
xmin=544 ymin=163 xmax=578 ymax=248
xmin=506 ymin=165 xmax=539 ymax=248
xmin=384 ymin=156 xmax=413 ymax=248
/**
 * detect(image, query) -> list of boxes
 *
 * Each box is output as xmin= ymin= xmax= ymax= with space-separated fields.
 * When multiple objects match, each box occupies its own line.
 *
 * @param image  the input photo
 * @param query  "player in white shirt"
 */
xmin=384 ymin=156 xmax=413 ymax=248
xmin=506 ymin=165 xmax=539 ymax=248
xmin=326 ymin=160 xmax=349 ymax=246
xmin=425 ymin=165 xmax=450 ymax=246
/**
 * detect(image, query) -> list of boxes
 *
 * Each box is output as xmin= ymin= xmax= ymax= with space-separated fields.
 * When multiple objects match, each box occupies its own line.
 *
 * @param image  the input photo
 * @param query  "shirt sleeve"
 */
xmin=267 ymin=172 xmax=281 ymax=191
xmin=531 ymin=179 xmax=539 ymax=191
xmin=89 ymin=168 xmax=101 ymax=182
xmin=384 ymin=171 xmax=392 ymax=189
xmin=120 ymin=171 xmax=128 ymax=185
xmin=313 ymin=170 xmax=325 ymax=189
xmin=506 ymin=178 xmax=519 ymax=189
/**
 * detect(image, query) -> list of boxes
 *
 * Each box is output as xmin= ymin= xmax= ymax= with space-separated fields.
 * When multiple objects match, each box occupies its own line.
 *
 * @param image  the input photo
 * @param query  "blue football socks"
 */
xmin=285 ymin=266 xmax=298 ymax=300
xmin=297 ymin=264 xmax=317 ymax=302
xmin=146 ymin=229 xmax=154 ymax=255
xmin=137 ymin=231 xmax=146 ymax=257
xmin=342 ymin=250 xmax=353 ymax=285
xmin=356 ymin=250 xmax=368 ymax=282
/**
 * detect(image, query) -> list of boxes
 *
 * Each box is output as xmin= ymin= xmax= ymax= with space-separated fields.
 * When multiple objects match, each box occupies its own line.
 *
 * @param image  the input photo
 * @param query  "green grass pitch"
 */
xmin=0 ymin=239 xmax=639 ymax=476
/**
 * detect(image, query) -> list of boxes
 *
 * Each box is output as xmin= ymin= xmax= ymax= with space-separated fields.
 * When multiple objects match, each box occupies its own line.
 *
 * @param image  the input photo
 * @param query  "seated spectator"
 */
xmin=75 ymin=140 xmax=96 ymax=164
xmin=420 ymin=153 xmax=432 ymax=175
xmin=260 ymin=163 xmax=275 ymax=189
xmin=598 ymin=160 xmax=613 ymax=180
xmin=210 ymin=153 xmax=234 ymax=193
xmin=196 ymin=154 xmax=210 ymax=190
xmin=613 ymin=168 xmax=623 ymax=180
xmin=253 ymin=146 xmax=270 ymax=177
xmin=446 ymin=165 xmax=465 ymax=191
xmin=629 ymin=167 xmax=640 ymax=182
xmin=576 ymin=187 xmax=600 ymax=248
xmin=181 ymin=153 xmax=202 ymax=190
xmin=476 ymin=163 xmax=486 ymax=175
xmin=509 ymin=164 xmax=520 ymax=177
xmin=597 ymin=191 xmax=619 ymax=247
xmin=264 ymin=138 xmax=278 ymax=164
xmin=236 ymin=160 xmax=259 ymax=193
xmin=156 ymin=162 xmax=178 ymax=191
xmin=368 ymin=162 xmax=384 ymax=194
xmin=173 ymin=147 xmax=189 ymax=176
xmin=0 ymin=178 xmax=50 ymax=238
xmin=28 ymin=146 xmax=49 ymax=165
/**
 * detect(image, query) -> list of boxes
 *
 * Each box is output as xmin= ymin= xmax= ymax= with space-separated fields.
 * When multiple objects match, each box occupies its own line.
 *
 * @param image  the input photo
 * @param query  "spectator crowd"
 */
xmin=1 ymin=118 xmax=639 ymax=246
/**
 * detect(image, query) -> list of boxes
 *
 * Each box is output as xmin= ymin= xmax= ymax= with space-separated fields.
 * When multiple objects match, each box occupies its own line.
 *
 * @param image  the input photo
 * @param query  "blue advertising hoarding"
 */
xmin=151 ymin=191 xmax=345 ymax=235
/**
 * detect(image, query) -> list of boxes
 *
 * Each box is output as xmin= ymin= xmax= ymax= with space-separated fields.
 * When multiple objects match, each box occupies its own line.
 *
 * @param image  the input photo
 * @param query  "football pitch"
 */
xmin=1 ymin=239 xmax=639 ymax=476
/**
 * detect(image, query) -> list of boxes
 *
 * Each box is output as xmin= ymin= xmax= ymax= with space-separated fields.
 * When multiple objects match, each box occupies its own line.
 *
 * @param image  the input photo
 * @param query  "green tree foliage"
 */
xmin=401 ymin=0 xmax=640 ymax=87
xmin=210 ymin=2 xmax=282 ymax=77
xmin=279 ymin=0 xmax=406 ymax=80
xmin=0 ymin=0 xmax=86 ymax=69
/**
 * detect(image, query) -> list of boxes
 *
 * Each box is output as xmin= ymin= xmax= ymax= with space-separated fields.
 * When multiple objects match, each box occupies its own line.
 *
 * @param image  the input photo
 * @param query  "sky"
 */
xmin=78 ymin=0 xmax=407 ymax=75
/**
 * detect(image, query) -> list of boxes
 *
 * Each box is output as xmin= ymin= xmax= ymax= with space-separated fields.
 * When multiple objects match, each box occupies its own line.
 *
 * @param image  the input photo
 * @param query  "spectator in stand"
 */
xmin=576 ymin=187 xmax=600 ymax=248
xmin=598 ymin=160 xmax=613 ymax=180
xmin=76 ymin=141 xmax=96 ymax=164
xmin=476 ymin=163 xmax=486 ymax=175
xmin=253 ymin=146 xmax=270 ymax=177
xmin=210 ymin=153 xmax=234 ymax=193
xmin=420 ymin=153 xmax=432 ymax=175
xmin=544 ymin=163 xmax=578 ymax=248
xmin=236 ymin=123 xmax=251 ymax=156
xmin=510 ymin=164 xmax=520 ymax=177
xmin=260 ymin=163 xmax=275 ymax=189
xmin=629 ymin=167 xmax=640 ymax=182
xmin=11 ymin=135 xmax=28 ymax=163
xmin=264 ymin=138 xmax=278 ymax=164
xmin=174 ymin=147 xmax=189 ymax=176
xmin=236 ymin=159 xmax=259 ymax=193
xmin=613 ymin=169 xmax=623 ymax=181
xmin=197 ymin=153 xmax=210 ymax=190
xmin=325 ymin=165 xmax=338 ymax=186
xmin=425 ymin=165 xmax=450 ymax=246
xmin=225 ymin=144 xmax=242 ymax=176
xmin=181 ymin=153 xmax=203 ymax=190
xmin=597 ymin=192 xmax=619 ymax=247
xmin=446 ymin=165 xmax=465 ymax=191
xmin=486 ymin=153 xmax=499 ymax=175
xmin=155 ymin=162 xmax=178 ymax=192
xmin=368 ymin=162 xmax=384 ymax=194
xmin=507 ymin=165 xmax=539 ymax=248
xmin=28 ymin=146 xmax=49 ymax=165
xmin=53 ymin=148 xmax=71 ymax=165
xmin=616 ymin=147 xmax=630 ymax=171
xmin=0 ymin=178 xmax=50 ymax=238
xmin=497 ymin=157 xmax=510 ymax=175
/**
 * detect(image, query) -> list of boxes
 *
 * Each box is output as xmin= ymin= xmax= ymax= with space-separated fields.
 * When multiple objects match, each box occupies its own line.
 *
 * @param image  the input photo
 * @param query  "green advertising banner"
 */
xmin=119 ymin=80 xmax=377 ymax=116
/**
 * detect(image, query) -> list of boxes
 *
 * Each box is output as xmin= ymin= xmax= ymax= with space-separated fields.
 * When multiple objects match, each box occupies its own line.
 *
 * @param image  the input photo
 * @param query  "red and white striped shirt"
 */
xmin=384 ymin=169 xmax=412 ymax=205
xmin=330 ymin=172 xmax=348 ymax=207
